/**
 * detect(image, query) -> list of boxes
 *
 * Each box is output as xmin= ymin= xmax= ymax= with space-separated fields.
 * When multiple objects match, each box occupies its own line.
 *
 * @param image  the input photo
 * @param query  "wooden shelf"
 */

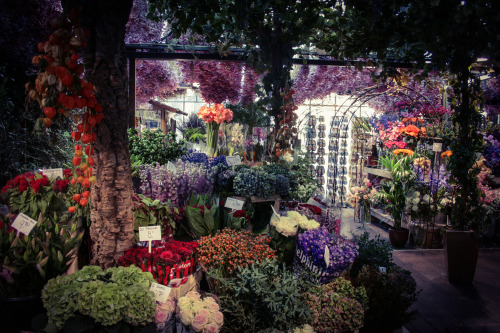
xmin=365 ymin=167 xmax=392 ymax=179
xmin=371 ymin=208 xmax=394 ymax=226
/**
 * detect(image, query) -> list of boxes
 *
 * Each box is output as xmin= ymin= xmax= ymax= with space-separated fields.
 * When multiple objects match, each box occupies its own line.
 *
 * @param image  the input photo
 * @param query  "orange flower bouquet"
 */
xmin=197 ymin=104 xmax=233 ymax=156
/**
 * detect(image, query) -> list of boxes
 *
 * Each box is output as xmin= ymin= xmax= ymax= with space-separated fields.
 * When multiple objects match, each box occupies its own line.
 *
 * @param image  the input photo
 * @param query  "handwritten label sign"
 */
xmin=41 ymin=168 xmax=63 ymax=179
xmin=432 ymin=143 xmax=443 ymax=152
xmin=150 ymin=283 xmax=172 ymax=303
xmin=12 ymin=213 xmax=37 ymax=235
xmin=139 ymin=226 xmax=162 ymax=242
xmin=167 ymin=161 xmax=176 ymax=173
xmin=324 ymin=246 xmax=331 ymax=267
xmin=226 ymin=155 xmax=242 ymax=167
xmin=225 ymin=197 xmax=245 ymax=210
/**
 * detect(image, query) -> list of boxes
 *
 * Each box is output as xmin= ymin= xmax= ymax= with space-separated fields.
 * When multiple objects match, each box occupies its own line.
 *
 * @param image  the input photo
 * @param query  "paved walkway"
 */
xmin=339 ymin=208 xmax=500 ymax=333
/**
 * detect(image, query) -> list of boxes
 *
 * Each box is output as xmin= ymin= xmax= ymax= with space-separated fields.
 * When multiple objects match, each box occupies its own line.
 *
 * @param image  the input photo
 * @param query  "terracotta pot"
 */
xmin=389 ymin=228 xmax=409 ymax=248
xmin=444 ymin=230 xmax=480 ymax=283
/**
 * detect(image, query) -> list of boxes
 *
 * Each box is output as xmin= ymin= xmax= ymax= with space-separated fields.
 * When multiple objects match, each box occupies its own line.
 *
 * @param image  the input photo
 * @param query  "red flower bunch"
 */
xmin=1 ymin=169 xmax=72 ymax=195
xmin=118 ymin=240 xmax=198 ymax=285
xmin=197 ymin=229 xmax=275 ymax=276
xmin=298 ymin=203 xmax=322 ymax=215
xmin=384 ymin=140 xmax=407 ymax=149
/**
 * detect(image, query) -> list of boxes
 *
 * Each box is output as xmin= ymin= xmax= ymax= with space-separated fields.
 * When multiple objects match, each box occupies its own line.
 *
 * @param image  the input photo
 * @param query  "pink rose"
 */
xmin=203 ymin=323 xmax=219 ymax=333
xmin=206 ymin=301 xmax=219 ymax=312
xmin=191 ymin=309 xmax=209 ymax=332
xmin=155 ymin=311 xmax=168 ymax=324
xmin=213 ymin=311 xmax=224 ymax=326
xmin=186 ymin=291 xmax=201 ymax=301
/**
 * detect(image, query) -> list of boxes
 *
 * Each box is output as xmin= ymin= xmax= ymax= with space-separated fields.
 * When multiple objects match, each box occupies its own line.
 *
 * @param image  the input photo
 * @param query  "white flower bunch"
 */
xmin=271 ymin=211 xmax=320 ymax=237
xmin=283 ymin=152 xmax=294 ymax=163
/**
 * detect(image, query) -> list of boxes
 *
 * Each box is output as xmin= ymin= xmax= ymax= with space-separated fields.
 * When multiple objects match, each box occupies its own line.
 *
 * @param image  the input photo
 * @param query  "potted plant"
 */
xmin=406 ymin=163 xmax=452 ymax=248
xmin=443 ymin=157 xmax=495 ymax=283
xmin=376 ymin=152 xmax=417 ymax=247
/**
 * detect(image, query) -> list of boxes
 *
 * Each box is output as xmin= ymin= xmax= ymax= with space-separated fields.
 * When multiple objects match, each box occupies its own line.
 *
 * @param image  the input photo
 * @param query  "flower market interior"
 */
xmin=1 ymin=1 xmax=500 ymax=333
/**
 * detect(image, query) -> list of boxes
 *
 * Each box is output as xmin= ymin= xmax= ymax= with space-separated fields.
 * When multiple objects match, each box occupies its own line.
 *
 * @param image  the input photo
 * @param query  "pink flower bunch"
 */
xmin=197 ymin=104 xmax=233 ymax=124
xmin=177 ymin=291 xmax=224 ymax=332
xmin=478 ymin=169 xmax=500 ymax=205
xmin=378 ymin=121 xmax=404 ymax=143
xmin=384 ymin=140 xmax=407 ymax=149
xmin=155 ymin=299 xmax=177 ymax=329
xmin=348 ymin=178 xmax=377 ymax=204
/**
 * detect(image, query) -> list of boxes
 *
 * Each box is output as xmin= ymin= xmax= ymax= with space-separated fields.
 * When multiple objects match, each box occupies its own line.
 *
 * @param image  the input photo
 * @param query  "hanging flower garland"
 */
xmin=27 ymin=16 xmax=102 ymax=213
xmin=275 ymin=86 xmax=298 ymax=157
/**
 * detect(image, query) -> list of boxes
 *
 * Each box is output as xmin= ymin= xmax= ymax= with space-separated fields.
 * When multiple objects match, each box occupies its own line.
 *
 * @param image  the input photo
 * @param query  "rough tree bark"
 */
xmin=62 ymin=0 xmax=134 ymax=268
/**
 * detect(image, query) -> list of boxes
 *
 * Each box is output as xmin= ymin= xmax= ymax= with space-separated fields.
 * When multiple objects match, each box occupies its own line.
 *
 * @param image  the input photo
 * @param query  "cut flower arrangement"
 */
xmin=198 ymin=104 xmax=233 ymax=156
xmin=117 ymin=240 xmax=197 ymax=285
xmin=176 ymin=291 xmax=224 ymax=333
xmin=197 ymin=229 xmax=275 ymax=277
xmin=295 ymin=227 xmax=359 ymax=284
xmin=269 ymin=210 xmax=320 ymax=265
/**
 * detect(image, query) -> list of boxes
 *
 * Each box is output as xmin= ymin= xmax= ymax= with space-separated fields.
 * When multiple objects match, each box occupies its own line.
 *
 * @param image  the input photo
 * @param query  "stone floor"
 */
xmin=340 ymin=207 xmax=500 ymax=333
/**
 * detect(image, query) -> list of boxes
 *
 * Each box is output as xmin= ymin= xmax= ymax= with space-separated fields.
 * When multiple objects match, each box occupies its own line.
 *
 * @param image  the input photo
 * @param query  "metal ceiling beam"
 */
xmin=125 ymin=44 xmax=416 ymax=68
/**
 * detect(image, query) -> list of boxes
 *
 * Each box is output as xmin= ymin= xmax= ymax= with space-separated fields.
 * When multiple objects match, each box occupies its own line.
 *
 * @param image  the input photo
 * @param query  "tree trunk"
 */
xmin=62 ymin=0 xmax=134 ymax=268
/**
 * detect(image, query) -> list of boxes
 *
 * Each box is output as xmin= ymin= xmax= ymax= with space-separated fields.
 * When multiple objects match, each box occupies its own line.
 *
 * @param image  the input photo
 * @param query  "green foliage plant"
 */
xmin=353 ymin=265 xmax=420 ymax=333
xmin=0 ymin=213 xmax=84 ymax=298
xmin=185 ymin=194 xmax=219 ymax=238
xmin=351 ymin=232 xmax=393 ymax=278
xmin=376 ymin=154 xmax=417 ymax=230
xmin=132 ymin=194 xmax=178 ymax=241
xmin=207 ymin=259 xmax=311 ymax=332
xmin=128 ymin=128 xmax=187 ymax=165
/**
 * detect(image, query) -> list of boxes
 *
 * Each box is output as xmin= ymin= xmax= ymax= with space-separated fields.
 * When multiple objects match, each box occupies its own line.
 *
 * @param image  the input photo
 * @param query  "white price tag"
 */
xmin=150 ymin=283 xmax=172 ymax=303
xmin=433 ymin=143 xmax=443 ymax=152
xmin=41 ymin=168 xmax=63 ymax=179
xmin=139 ymin=226 xmax=162 ymax=242
xmin=167 ymin=161 xmax=176 ymax=173
xmin=12 ymin=213 xmax=37 ymax=235
xmin=225 ymin=197 xmax=245 ymax=210
xmin=379 ymin=266 xmax=387 ymax=274
xmin=324 ymin=246 xmax=330 ymax=267
xmin=226 ymin=155 xmax=242 ymax=166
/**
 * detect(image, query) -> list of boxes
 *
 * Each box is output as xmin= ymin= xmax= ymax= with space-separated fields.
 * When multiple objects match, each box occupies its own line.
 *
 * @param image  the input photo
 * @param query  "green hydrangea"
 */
xmin=76 ymin=280 xmax=105 ymax=316
xmin=108 ymin=265 xmax=154 ymax=289
xmin=42 ymin=275 xmax=80 ymax=329
xmin=42 ymin=265 xmax=156 ymax=328
xmin=72 ymin=265 xmax=105 ymax=282
xmin=91 ymin=283 xmax=128 ymax=326
xmin=124 ymin=286 xmax=156 ymax=326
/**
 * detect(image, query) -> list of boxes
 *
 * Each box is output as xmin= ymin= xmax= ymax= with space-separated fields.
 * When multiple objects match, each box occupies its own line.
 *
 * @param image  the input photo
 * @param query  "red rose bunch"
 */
xmin=197 ymin=229 xmax=275 ymax=277
xmin=118 ymin=240 xmax=198 ymax=285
